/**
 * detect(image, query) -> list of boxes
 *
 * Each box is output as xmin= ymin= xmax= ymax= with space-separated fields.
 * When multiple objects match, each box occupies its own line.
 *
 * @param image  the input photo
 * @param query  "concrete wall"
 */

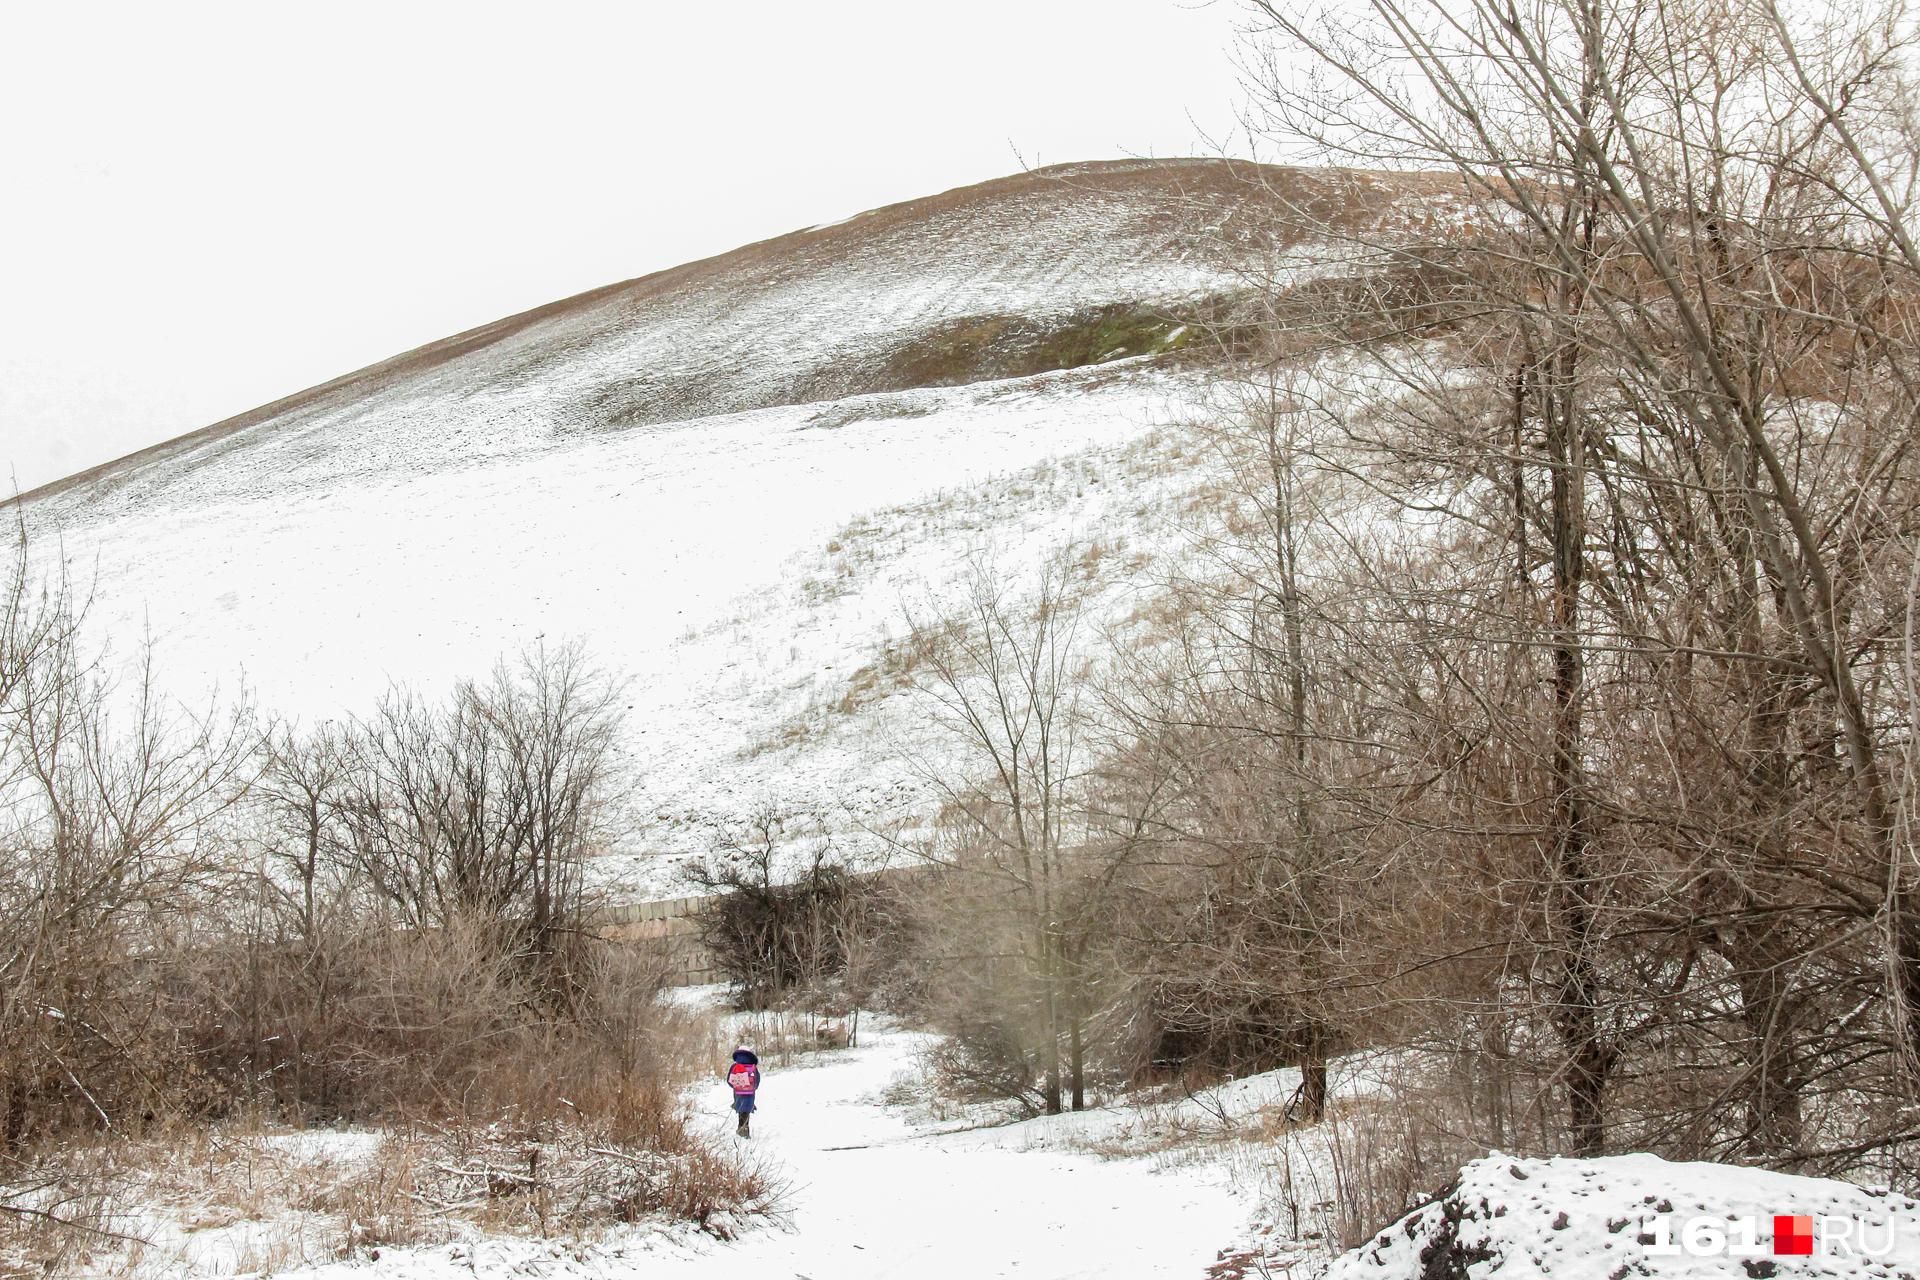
xmin=595 ymin=895 xmax=722 ymax=986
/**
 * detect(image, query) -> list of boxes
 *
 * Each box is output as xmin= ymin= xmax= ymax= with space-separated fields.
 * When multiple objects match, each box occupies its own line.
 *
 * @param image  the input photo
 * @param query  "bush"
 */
xmin=687 ymin=811 xmax=909 ymax=1012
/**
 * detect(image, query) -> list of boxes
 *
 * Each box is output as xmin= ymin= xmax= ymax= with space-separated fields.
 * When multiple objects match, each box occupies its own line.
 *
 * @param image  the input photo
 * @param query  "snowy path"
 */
xmin=652 ymin=1025 xmax=1251 ymax=1280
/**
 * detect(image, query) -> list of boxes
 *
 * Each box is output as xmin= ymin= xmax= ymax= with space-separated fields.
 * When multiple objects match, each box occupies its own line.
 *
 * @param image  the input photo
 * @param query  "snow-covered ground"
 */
xmin=662 ymin=1025 xmax=1256 ymax=1279
xmin=40 ymin=1015 xmax=1282 ymax=1279
xmin=1332 ymin=1152 xmax=1920 ymax=1280
xmin=25 ymin=1011 xmax=1920 ymax=1279
xmin=267 ymin=1017 xmax=1263 ymax=1280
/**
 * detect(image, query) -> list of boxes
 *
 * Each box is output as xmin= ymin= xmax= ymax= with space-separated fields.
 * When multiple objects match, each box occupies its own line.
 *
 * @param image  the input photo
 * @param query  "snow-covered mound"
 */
xmin=16 ymin=160 xmax=1438 ymax=889
xmin=1331 ymin=1154 xmax=1920 ymax=1280
xmin=27 ymin=159 xmax=1404 ymax=518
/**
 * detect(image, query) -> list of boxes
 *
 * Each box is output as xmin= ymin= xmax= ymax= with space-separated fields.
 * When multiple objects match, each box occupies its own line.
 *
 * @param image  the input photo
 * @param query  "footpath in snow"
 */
xmin=61 ymin=1014 xmax=1920 ymax=1279
xmin=648 ymin=1022 xmax=1253 ymax=1279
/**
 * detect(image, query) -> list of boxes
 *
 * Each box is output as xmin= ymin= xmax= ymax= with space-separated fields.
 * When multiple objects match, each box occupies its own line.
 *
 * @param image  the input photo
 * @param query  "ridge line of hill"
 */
xmin=16 ymin=157 xmax=1278 ymax=506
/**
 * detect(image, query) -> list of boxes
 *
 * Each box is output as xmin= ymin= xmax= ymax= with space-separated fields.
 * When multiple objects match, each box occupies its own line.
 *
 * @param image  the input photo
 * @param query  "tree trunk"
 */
xmin=1041 ymin=924 xmax=1063 ymax=1115
xmin=3 ymin=1077 xmax=26 ymax=1153
xmin=1730 ymin=928 xmax=1805 ymax=1161
xmin=1299 ymin=1021 xmax=1328 ymax=1123
xmin=1069 ymin=1017 xmax=1086 ymax=1111
xmin=1545 ymin=327 xmax=1612 ymax=1156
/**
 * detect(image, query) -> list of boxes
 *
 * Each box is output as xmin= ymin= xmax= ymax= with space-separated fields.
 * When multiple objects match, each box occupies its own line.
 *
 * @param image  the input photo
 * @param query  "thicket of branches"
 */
xmin=894 ymin=559 xmax=1141 ymax=1115
xmin=884 ymin=0 xmax=1920 ymax=1181
xmin=688 ymin=807 xmax=908 ymax=1016
xmin=0 ymin=538 xmax=254 ymax=1150
xmin=1194 ymin=0 xmax=1920 ymax=1176
xmin=0 ymin=547 xmax=673 ymax=1161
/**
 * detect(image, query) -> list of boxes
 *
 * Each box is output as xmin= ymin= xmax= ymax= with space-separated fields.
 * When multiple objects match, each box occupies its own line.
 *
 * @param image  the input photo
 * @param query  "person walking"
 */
xmin=727 ymin=1046 xmax=761 ymax=1137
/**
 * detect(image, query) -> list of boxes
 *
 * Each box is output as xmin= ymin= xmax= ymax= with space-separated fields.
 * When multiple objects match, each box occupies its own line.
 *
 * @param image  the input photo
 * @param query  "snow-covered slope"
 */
xmin=17 ymin=160 xmax=1432 ymax=888
xmin=27 ymin=159 xmax=1401 ymax=517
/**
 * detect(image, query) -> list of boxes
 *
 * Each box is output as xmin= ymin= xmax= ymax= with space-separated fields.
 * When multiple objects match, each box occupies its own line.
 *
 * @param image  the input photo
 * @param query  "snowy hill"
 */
xmin=17 ymin=159 xmax=1432 ymax=890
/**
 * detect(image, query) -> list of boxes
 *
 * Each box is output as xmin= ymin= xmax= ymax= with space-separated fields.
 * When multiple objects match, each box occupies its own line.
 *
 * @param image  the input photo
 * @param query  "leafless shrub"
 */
xmin=686 ymin=808 xmax=902 ymax=1014
xmin=0 ymin=529 xmax=770 ymax=1254
xmin=0 ymin=528 xmax=256 ymax=1154
xmin=329 ymin=642 xmax=622 ymax=998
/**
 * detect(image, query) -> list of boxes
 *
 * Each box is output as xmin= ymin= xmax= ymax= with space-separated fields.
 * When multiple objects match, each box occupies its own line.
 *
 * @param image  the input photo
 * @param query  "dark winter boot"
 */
xmin=736 ymin=1113 xmax=750 ymax=1138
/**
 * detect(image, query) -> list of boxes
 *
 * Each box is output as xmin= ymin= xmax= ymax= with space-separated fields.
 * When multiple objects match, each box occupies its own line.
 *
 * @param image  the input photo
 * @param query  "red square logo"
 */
xmin=1774 ymin=1215 xmax=1814 ymax=1256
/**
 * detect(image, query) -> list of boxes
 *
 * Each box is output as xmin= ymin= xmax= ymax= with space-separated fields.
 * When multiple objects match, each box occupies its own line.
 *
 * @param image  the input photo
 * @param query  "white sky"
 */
xmin=0 ymin=0 xmax=1247 ymax=494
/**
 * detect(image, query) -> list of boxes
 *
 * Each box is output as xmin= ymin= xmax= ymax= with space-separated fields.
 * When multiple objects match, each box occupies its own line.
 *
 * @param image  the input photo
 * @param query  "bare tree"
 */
xmin=896 ymin=552 xmax=1149 ymax=1113
xmin=1214 ymin=0 xmax=1920 ymax=1167
xmin=332 ymin=641 xmax=621 ymax=992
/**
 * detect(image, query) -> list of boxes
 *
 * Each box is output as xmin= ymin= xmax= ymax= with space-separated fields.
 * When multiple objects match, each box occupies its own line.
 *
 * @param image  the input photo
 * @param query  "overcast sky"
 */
xmin=0 ymin=1 xmax=1247 ymax=494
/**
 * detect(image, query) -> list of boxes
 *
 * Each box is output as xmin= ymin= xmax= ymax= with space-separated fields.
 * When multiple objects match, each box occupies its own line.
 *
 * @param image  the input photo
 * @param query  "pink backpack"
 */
xmin=728 ymin=1063 xmax=757 ymax=1094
